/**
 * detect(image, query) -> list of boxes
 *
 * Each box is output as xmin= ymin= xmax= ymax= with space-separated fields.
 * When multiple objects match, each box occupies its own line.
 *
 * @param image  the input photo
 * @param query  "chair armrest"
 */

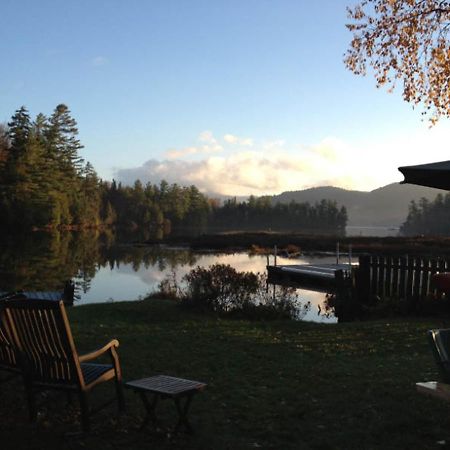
xmin=79 ymin=339 xmax=120 ymax=362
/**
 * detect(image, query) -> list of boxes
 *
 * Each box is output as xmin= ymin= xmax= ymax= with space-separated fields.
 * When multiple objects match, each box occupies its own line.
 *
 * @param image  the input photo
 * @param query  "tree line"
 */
xmin=0 ymin=105 xmax=101 ymax=229
xmin=0 ymin=105 xmax=348 ymax=233
xmin=211 ymin=196 xmax=347 ymax=233
xmin=401 ymin=194 xmax=450 ymax=236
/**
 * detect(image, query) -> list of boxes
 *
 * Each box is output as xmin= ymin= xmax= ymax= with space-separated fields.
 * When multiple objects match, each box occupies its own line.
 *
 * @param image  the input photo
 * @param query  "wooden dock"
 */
xmin=267 ymin=263 xmax=354 ymax=289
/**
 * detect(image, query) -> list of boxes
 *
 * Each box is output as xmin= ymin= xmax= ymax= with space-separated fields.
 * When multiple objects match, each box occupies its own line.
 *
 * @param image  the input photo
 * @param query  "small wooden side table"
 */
xmin=126 ymin=375 xmax=207 ymax=433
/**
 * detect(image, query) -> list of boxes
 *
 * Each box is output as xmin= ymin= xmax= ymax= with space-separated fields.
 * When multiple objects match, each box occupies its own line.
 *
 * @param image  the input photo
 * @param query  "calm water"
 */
xmin=77 ymin=250 xmax=338 ymax=323
xmin=0 ymin=232 xmax=338 ymax=323
xmin=346 ymin=225 xmax=399 ymax=237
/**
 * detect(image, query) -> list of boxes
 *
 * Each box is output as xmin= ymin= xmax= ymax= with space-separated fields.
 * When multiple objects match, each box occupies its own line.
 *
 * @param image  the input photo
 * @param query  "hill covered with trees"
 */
xmin=272 ymin=183 xmax=443 ymax=227
xmin=401 ymin=193 xmax=450 ymax=236
xmin=212 ymin=196 xmax=347 ymax=233
xmin=0 ymin=105 xmax=347 ymax=235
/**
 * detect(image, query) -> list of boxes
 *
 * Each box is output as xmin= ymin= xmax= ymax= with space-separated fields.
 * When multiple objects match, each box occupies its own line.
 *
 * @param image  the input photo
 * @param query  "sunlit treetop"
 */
xmin=345 ymin=0 xmax=450 ymax=124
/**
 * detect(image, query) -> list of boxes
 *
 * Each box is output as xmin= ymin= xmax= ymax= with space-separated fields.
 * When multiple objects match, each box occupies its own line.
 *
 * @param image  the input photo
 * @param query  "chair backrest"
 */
xmin=0 ymin=304 xmax=17 ymax=371
xmin=428 ymin=329 xmax=450 ymax=383
xmin=0 ymin=292 xmax=27 ymax=302
xmin=0 ymin=294 xmax=27 ymax=371
xmin=4 ymin=300 xmax=84 ymax=387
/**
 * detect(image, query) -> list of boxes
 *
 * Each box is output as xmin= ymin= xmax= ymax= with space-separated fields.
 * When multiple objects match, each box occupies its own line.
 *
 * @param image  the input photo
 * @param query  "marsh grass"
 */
xmin=1 ymin=299 xmax=450 ymax=449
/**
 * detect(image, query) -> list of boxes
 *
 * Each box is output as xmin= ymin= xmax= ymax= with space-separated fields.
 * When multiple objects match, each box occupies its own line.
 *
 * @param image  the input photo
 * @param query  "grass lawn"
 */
xmin=1 ymin=299 xmax=450 ymax=449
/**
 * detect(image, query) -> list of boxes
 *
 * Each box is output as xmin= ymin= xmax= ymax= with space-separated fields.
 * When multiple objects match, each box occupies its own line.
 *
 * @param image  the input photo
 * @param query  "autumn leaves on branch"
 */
xmin=345 ymin=0 xmax=450 ymax=123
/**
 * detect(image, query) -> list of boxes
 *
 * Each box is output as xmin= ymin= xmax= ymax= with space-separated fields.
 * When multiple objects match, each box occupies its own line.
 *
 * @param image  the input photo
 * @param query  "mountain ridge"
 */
xmin=271 ymin=183 xmax=444 ymax=227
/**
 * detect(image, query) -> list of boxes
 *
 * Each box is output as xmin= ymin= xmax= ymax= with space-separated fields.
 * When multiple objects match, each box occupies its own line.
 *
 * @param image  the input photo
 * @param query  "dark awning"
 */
xmin=398 ymin=160 xmax=450 ymax=191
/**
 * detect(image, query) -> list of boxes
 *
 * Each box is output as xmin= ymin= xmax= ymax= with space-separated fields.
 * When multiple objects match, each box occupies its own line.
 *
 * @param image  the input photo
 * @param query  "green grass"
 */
xmin=2 ymin=299 xmax=450 ymax=449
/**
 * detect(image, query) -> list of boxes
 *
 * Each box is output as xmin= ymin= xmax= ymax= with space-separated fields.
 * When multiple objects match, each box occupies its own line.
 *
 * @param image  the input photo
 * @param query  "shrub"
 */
xmin=157 ymin=263 xmax=307 ymax=320
xmin=156 ymin=270 xmax=180 ymax=299
xmin=181 ymin=264 xmax=259 ymax=313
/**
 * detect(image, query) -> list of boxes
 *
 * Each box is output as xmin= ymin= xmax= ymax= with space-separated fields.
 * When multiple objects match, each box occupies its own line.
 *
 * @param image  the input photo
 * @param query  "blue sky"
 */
xmin=2 ymin=0 xmax=450 ymax=196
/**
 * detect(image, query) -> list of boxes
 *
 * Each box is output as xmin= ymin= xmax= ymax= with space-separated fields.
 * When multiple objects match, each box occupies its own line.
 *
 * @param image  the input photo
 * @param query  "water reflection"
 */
xmin=80 ymin=251 xmax=337 ymax=323
xmin=0 ymin=232 xmax=337 ymax=323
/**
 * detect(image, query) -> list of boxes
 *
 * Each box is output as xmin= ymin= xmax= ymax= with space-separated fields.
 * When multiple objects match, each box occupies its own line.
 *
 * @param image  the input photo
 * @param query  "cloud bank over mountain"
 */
xmin=114 ymin=132 xmax=384 ymax=196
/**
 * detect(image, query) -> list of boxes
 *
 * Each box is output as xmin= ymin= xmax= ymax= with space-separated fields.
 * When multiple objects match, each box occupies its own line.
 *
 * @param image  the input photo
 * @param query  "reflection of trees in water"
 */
xmin=99 ymin=245 xmax=198 ymax=272
xmin=0 ymin=231 xmax=200 ymax=295
xmin=0 ymin=231 xmax=106 ymax=293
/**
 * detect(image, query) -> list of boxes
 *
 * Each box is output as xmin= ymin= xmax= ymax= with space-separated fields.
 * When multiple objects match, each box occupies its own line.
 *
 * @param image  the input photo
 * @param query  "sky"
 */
xmin=2 ymin=0 xmax=450 ymax=197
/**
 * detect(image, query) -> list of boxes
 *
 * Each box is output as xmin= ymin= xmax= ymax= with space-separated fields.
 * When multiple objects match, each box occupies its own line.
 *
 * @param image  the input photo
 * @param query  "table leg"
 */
xmin=174 ymin=393 xmax=194 ymax=434
xmin=138 ymin=391 xmax=159 ymax=431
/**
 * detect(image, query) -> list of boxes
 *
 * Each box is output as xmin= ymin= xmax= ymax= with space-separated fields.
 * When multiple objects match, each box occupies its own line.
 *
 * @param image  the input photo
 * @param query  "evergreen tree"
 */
xmin=401 ymin=194 xmax=450 ymax=236
xmin=8 ymin=106 xmax=31 ymax=159
xmin=46 ymin=104 xmax=84 ymax=178
xmin=0 ymin=123 xmax=10 ymax=166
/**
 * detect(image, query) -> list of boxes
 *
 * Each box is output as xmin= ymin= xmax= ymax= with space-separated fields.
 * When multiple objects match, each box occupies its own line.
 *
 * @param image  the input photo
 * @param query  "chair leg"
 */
xmin=115 ymin=379 xmax=126 ymax=412
xmin=24 ymin=381 xmax=37 ymax=423
xmin=79 ymin=391 xmax=90 ymax=433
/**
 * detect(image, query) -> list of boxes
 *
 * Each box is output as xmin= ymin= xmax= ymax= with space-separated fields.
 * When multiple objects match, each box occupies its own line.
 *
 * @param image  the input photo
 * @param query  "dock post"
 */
xmin=274 ymin=245 xmax=277 ymax=267
xmin=336 ymin=242 xmax=340 ymax=265
xmin=336 ymin=269 xmax=344 ymax=286
xmin=348 ymin=244 xmax=352 ymax=266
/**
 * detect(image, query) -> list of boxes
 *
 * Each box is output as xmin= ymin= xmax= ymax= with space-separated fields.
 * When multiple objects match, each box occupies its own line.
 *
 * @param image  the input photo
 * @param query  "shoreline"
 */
xmin=144 ymin=231 xmax=450 ymax=256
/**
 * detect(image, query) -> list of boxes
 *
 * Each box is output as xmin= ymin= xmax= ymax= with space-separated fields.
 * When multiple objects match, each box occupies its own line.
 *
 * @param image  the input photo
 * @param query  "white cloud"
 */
xmin=311 ymin=137 xmax=344 ymax=161
xmin=113 ymin=124 xmax=450 ymax=196
xmin=165 ymin=131 xmax=223 ymax=159
xmin=92 ymin=56 xmax=108 ymax=67
xmin=223 ymin=134 xmax=253 ymax=146
xmin=198 ymin=130 xmax=216 ymax=144
xmin=115 ymin=135 xmax=377 ymax=196
xmin=165 ymin=147 xmax=199 ymax=159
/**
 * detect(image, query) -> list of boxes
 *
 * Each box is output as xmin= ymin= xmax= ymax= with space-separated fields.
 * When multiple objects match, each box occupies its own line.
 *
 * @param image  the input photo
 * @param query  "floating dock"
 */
xmin=267 ymin=263 xmax=355 ymax=289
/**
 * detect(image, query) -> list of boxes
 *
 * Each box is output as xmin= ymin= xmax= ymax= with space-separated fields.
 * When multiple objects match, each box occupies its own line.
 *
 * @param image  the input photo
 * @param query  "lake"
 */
xmin=77 ymin=250 xmax=338 ymax=323
xmin=0 ymin=232 xmax=337 ymax=323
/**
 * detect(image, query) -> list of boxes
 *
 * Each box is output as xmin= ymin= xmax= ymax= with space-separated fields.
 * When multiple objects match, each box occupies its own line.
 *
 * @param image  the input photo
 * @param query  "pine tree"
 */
xmin=8 ymin=106 xmax=31 ymax=159
xmin=0 ymin=123 xmax=10 ymax=167
xmin=45 ymin=104 xmax=87 ymax=225
xmin=46 ymin=104 xmax=84 ymax=179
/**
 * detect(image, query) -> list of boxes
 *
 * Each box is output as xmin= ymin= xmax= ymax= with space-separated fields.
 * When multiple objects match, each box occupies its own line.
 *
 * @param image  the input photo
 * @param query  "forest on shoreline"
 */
xmin=0 ymin=105 xmax=347 ymax=234
xmin=401 ymin=194 xmax=450 ymax=236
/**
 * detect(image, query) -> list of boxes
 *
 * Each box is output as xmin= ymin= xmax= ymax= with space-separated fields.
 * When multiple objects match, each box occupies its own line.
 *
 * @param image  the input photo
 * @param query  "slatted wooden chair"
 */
xmin=0 ymin=306 xmax=20 ymax=384
xmin=0 ymin=293 xmax=27 ymax=383
xmin=3 ymin=299 xmax=125 ymax=432
xmin=428 ymin=329 xmax=450 ymax=383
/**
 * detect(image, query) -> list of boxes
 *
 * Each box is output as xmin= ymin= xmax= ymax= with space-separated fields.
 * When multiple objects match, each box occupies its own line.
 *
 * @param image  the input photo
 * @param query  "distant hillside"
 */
xmin=272 ymin=183 xmax=444 ymax=227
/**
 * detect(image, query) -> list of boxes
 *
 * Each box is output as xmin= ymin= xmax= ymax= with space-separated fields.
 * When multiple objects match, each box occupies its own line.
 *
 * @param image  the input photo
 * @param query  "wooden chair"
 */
xmin=428 ymin=329 xmax=450 ymax=383
xmin=0 ymin=306 xmax=20 ymax=383
xmin=0 ymin=293 xmax=27 ymax=383
xmin=3 ymin=299 xmax=125 ymax=432
xmin=416 ymin=330 xmax=450 ymax=404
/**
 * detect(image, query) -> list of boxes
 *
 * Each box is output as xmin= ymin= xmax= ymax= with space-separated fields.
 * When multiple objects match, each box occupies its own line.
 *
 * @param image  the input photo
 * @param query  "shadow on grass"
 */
xmin=1 ymin=299 xmax=450 ymax=449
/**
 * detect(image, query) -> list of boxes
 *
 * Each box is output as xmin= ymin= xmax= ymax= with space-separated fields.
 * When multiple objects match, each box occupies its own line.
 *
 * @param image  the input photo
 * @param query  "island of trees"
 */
xmin=0 ymin=105 xmax=348 ymax=235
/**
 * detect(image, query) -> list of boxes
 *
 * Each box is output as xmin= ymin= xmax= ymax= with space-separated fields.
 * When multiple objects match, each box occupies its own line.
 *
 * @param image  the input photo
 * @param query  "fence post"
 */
xmin=357 ymin=255 xmax=371 ymax=303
